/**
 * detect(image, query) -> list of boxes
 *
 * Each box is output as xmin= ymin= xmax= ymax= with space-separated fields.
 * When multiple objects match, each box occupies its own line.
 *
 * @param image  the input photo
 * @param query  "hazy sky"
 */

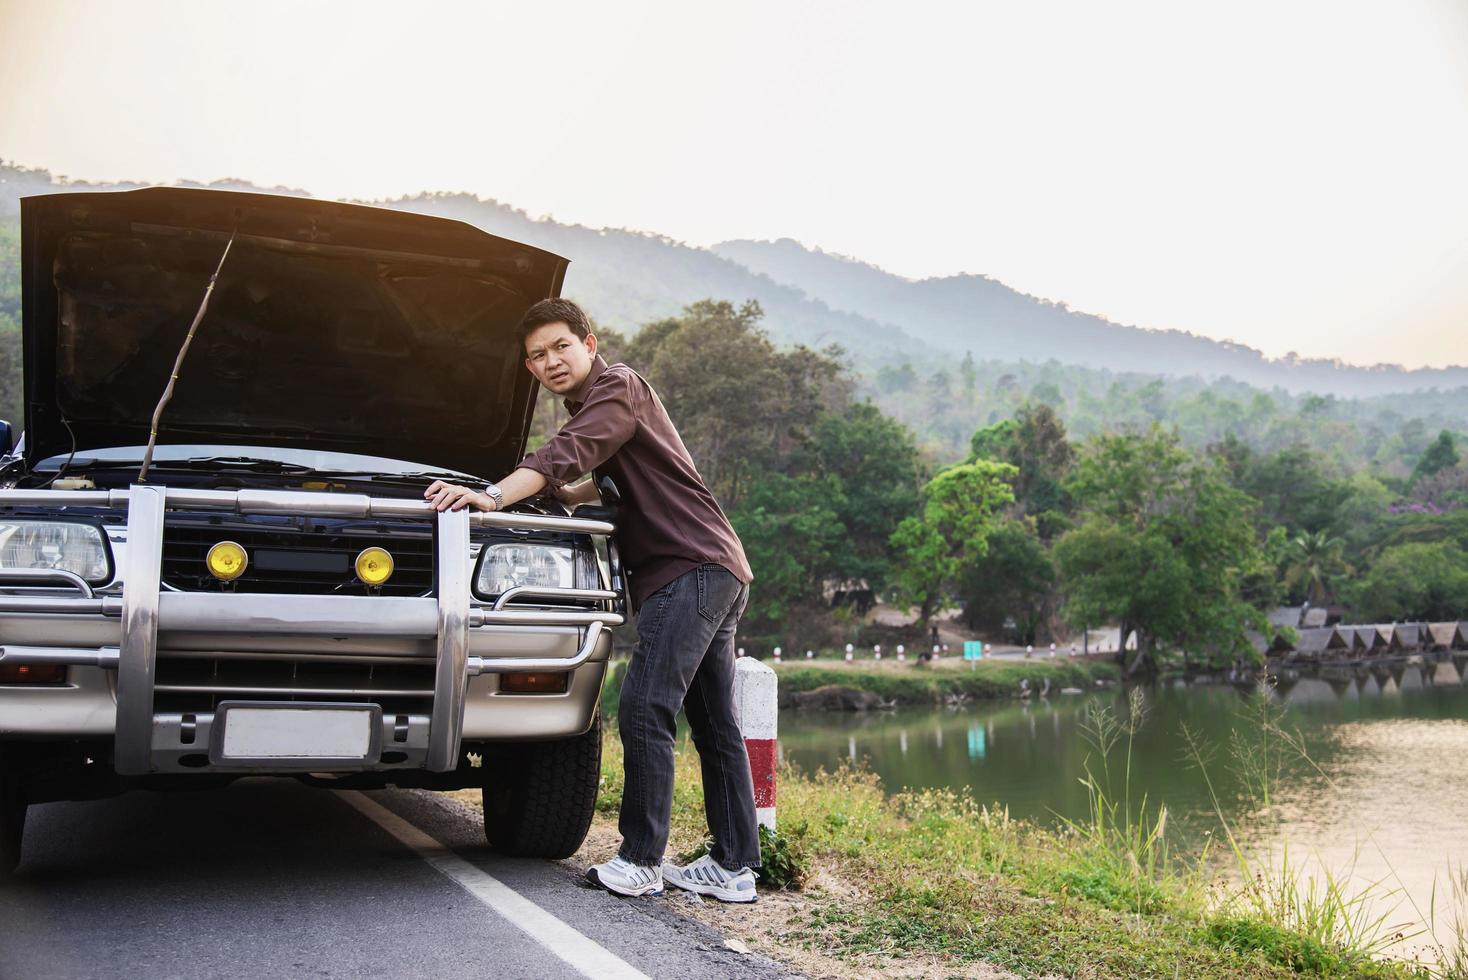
xmin=2 ymin=0 xmax=1466 ymax=368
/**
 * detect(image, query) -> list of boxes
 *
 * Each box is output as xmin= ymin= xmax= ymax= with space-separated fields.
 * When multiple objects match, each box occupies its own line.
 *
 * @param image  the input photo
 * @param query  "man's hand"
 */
xmin=424 ymin=480 xmax=495 ymax=513
xmin=554 ymin=479 xmax=601 ymax=507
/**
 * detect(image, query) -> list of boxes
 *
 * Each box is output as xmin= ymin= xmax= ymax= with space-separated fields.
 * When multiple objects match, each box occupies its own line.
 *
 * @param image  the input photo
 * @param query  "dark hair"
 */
xmin=518 ymin=298 xmax=592 ymax=343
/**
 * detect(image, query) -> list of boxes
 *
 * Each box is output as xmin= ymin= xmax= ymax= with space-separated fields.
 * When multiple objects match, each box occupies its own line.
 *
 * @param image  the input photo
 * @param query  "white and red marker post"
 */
xmin=734 ymin=656 xmax=778 ymax=830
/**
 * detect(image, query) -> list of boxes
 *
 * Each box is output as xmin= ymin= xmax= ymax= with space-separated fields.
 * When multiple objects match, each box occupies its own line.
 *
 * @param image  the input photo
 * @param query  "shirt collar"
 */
xmin=564 ymin=355 xmax=609 ymax=412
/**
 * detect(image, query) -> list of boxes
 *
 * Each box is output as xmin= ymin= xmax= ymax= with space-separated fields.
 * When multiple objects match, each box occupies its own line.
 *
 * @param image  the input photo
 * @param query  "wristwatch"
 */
xmin=481 ymin=482 xmax=504 ymax=511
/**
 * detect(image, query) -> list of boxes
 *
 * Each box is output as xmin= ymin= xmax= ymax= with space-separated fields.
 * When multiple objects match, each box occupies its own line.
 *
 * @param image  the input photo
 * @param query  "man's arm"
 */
xmin=425 ymin=367 xmax=635 ymax=513
xmin=555 ymin=479 xmax=601 ymax=507
xmin=424 ymin=467 xmax=546 ymax=512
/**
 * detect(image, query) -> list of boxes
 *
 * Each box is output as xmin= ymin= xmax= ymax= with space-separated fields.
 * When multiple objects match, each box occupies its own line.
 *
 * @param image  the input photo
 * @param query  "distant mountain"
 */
xmin=712 ymin=238 xmax=1468 ymax=396
xmin=4 ymin=161 xmax=1465 ymax=395
xmin=379 ymin=194 xmax=922 ymax=370
xmin=0 ymin=164 xmax=927 ymax=372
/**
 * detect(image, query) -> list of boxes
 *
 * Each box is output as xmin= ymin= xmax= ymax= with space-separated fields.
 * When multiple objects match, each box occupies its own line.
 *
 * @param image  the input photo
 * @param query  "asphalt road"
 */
xmin=0 ymin=780 xmax=795 ymax=980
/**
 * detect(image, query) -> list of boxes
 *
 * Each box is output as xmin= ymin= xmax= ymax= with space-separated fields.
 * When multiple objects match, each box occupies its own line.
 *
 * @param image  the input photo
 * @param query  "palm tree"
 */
xmin=1283 ymin=531 xmax=1347 ymax=606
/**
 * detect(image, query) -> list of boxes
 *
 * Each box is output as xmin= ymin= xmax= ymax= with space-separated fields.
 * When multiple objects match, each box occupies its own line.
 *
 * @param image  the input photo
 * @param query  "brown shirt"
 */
xmin=518 ymin=356 xmax=753 ymax=609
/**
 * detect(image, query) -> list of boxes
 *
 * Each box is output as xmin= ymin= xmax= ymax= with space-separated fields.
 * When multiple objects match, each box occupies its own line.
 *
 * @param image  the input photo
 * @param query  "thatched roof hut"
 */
xmin=1391 ymin=623 xmax=1426 ymax=650
xmin=1350 ymin=626 xmax=1382 ymax=653
xmin=1268 ymin=606 xmax=1303 ymax=628
xmin=1248 ymin=629 xmax=1295 ymax=657
xmin=1427 ymin=622 xmax=1464 ymax=650
xmin=1295 ymin=627 xmax=1349 ymax=659
xmin=1301 ymin=607 xmax=1329 ymax=628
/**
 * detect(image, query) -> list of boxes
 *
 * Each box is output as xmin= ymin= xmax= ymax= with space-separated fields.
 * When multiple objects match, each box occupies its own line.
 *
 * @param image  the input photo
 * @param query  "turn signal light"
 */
xmin=206 ymin=541 xmax=248 ymax=581
xmin=355 ymin=547 xmax=394 ymax=586
xmin=0 ymin=663 xmax=67 ymax=684
xmin=500 ymin=672 xmax=569 ymax=694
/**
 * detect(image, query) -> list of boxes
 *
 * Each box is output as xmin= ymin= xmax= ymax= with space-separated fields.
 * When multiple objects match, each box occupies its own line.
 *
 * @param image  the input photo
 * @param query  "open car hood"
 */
xmin=20 ymin=187 xmax=568 ymax=479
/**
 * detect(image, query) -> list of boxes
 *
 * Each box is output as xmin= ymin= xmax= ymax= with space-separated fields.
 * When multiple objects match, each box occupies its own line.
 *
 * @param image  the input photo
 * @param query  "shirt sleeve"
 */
xmin=518 ymin=371 xmax=638 ymax=489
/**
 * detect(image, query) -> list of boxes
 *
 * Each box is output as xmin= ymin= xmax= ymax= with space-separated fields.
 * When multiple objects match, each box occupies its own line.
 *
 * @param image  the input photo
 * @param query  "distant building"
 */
xmin=1268 ymin=606 xmax=1304 ymax=629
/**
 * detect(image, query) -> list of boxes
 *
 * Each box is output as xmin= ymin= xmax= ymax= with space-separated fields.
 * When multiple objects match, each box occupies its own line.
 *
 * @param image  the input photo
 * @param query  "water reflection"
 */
xmin=966 ymin=723 xmax=986 ymax=760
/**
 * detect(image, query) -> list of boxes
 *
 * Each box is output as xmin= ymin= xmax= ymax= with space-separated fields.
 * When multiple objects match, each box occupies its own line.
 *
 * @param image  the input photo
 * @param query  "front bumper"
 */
xmin=0 ymin=486 xmax=623 ymax=775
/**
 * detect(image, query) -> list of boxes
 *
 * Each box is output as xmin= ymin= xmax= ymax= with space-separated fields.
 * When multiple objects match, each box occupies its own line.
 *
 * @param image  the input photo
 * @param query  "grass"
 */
xmin=600 ymin=656 xmax=1120 ymax=718
xmin=774 ymin=658 xmax=1120 ymax=705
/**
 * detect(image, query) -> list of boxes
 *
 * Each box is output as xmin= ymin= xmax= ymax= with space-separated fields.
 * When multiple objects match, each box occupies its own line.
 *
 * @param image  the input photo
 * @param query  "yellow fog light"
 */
xmin=206 ymin=541 xmax=248 ymax=581
xmin=355 ymin=547 xmax=394 ymax=586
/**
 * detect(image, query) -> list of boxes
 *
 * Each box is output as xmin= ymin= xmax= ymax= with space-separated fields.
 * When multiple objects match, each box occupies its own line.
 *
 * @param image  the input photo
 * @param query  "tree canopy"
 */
xmin=1055 ymin=428 xmax=1269 ymax=669
xmin=888 ymin=461 xmax=1016 ymax=627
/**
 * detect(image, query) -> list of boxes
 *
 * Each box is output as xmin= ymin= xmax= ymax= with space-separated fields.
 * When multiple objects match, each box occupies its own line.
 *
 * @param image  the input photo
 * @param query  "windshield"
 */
xmin=33 ymin=444 xmax=477 ymax=478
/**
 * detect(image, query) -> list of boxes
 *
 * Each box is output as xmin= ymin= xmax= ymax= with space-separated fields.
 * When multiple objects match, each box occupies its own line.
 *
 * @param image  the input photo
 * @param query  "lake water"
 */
xmin=778 ymin=661 xmax=1468 ymax=962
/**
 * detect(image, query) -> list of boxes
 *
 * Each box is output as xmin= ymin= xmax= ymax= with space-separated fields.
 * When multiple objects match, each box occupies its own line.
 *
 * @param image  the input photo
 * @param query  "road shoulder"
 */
xmin=370 ymin=788 xmax=795 ymax=980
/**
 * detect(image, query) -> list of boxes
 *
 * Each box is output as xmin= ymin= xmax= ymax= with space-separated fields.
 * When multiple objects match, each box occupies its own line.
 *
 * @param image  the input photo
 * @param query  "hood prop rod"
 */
xmin=138 ymin=231 xmax=236 ymax=483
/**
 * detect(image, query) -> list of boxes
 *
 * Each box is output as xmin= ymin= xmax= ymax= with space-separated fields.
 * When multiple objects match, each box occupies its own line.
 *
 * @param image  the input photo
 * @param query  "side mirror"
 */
xmin=0 ymin=421 xmax=14 ymax=455
xmin=596 ymin=475 xmax=622 ymax=507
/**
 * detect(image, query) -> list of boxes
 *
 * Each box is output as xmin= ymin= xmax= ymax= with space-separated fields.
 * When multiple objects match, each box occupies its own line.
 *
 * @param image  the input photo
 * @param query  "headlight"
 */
xmin=0 ymin=521 xmax=111 ymax=583
xmin=474 ymin=542 xmax=574 ymax=596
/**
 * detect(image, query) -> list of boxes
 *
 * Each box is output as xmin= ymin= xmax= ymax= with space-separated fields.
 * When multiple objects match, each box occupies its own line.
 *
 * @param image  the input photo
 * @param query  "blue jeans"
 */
xmin=616 ymin=563 xmax=760 ymax=870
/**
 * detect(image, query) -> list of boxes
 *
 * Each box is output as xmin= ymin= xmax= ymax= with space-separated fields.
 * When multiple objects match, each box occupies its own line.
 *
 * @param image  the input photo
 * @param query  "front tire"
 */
xmin=482 ymin=715 xmax=602 ymax=859
xmin=0 ymin=757 xmax=27 ymax=879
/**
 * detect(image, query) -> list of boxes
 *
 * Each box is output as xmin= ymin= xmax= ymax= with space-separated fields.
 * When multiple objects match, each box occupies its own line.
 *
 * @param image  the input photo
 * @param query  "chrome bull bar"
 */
xmin=0 ymin=485 xmax=622 ymax=775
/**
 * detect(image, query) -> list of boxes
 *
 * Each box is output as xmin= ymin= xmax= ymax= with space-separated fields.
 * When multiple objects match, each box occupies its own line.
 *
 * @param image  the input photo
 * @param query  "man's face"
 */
xmin=524 ymin=322 xmax=598 ymax=395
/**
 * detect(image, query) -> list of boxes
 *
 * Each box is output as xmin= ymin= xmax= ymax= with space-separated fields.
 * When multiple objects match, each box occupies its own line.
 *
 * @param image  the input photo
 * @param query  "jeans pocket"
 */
xmin=637 ymin=578 xmax=678 ymax=648
xmin=696 ymin=564 xmax=738 ymax=624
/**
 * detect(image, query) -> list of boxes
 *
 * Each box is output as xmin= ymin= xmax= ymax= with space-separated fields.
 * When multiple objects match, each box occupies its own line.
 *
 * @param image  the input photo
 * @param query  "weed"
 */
xmin=677 ymin=823 xmax=811 ymax=890
xmin=1057 ymin=687 xmax=1185 ymax=915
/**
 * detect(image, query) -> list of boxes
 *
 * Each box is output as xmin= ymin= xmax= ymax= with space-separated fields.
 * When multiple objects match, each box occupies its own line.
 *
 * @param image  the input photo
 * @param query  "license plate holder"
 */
xmin=210 ymin=701 xmax=382 ymax=768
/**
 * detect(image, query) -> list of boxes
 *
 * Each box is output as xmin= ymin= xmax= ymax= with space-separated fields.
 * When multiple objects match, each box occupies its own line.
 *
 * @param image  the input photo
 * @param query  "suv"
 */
xmin=0 ymin=188 xmax=625 ymax=876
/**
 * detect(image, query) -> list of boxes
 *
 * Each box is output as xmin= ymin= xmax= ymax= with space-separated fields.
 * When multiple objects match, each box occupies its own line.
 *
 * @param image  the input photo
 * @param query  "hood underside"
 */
xmin=21 ymin=187 xmax=568 ymax=479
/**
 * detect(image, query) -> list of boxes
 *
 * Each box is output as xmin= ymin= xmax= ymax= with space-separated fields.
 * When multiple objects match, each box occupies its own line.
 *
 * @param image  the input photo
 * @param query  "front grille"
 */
xmin=153 ymin=651 xmax=435 ymax=717
xmin=161 ymin=516 xmax=435 ymax=596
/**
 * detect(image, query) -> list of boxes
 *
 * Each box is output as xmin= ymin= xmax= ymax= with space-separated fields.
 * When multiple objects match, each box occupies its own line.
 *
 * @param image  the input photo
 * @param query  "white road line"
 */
xmin=336 ymin=790 xmax=650 ymax=980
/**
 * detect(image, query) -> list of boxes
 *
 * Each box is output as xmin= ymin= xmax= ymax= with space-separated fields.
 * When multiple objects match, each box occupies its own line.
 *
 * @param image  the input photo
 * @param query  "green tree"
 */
xmin=1231 ymin=445 xmax=1346 ymax=535
xmin=1343 ymin=541 xmax=1468 ymax=622
xmin=889 ymin=461 xmax=1016 ymax=626
xmin=957 ymin=517 xmax=1055 ymax=644
xmin=968 ymin=419 xmax=1018 ymax=463
xmin=1054 ymin=428 xmax=1268 ymax=671
xmin=968 ymin=402 xmax=1075 ymax=536
xmin=1282 ymin=530 xmax=1347 ymax=606
xmin=876 ymin=362 xmax=916 ymax=393
xmin=727 ymin=474 xmax=846 ymax=627
xmin=1330 ymin=472 xmax=1393 ymax=559
xmin=1412 ymin=430 xmax=1460 ymax=484
xmin=621 ymin=299 xmax=849 ymax=507
xmin=800 ymin=401 xmax=921 ymax=592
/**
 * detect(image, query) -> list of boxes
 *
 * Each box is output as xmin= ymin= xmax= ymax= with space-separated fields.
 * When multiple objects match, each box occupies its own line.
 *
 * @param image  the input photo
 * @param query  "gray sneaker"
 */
xmin=587 ymin=856 xmax=664 ymax=897
xmin=661 ymin=854 xmax=758 ymax=903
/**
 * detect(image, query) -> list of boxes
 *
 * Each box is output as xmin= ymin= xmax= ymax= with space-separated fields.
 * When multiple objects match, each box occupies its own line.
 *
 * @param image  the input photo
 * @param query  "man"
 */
xmin=425 ymin=298 xmax=761 ymax=903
